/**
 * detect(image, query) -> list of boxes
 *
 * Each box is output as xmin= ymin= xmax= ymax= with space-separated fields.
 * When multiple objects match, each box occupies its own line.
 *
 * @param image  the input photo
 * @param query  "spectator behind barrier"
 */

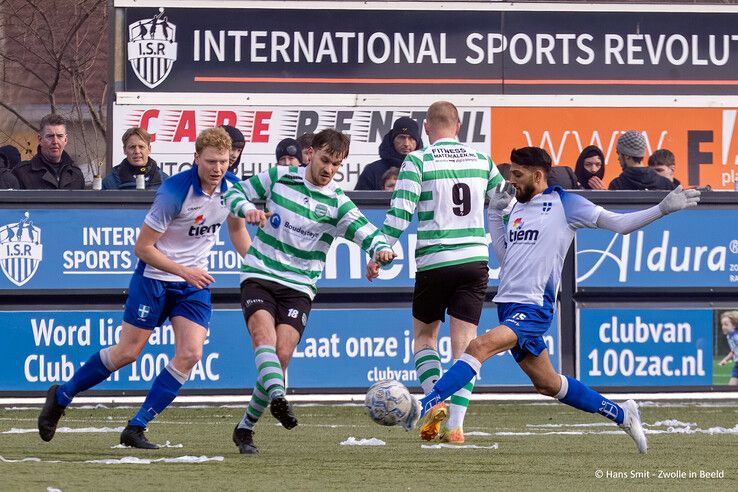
xmin=547 ymin=165 xmax=579 ymax=189
xmin=13 ymin=114 xmax=84 ymax=190
xmin=608 ymin=131 xmax=675 ymax=191
xmin=355 ymin=116 xmax=423 ymax=190
xmin=103 ymin=127 xmax=168 ymax=190
xmin=718 ymin=311 xmax=738 ymax=386
xmin=0 ymin=144 xmax=20 ymax=188
xmin=220 ymin=125 xmax=245 ymax=174
xmin=575 ymin=145 xmax=607 ymax=190
xmin=648 ymin=148 xmax=680 ymax=186
xmin=275 ymin=138 xmax=302 ymax=166
xmin=0 ymin=145 xmax=21 ymax=170
xmin=296 ymin=132 xmax=314 ymax=166
xmin=0 ymin=167 xmax=18 ymax=189
xmin=381 ymin=166 xmax=399 ymax=191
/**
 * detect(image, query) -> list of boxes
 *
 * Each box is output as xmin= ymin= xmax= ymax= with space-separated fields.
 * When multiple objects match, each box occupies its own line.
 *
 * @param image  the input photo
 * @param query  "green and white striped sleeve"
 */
xmin=380 ymin=153 xmax=422 ymax=246
xmin=224 ymin=166 xmax=279 ymax=218
xmin=336 ymin=192 xmax=391 ymax=259
xmin=485 ymin=156 xmax=505 ymax=198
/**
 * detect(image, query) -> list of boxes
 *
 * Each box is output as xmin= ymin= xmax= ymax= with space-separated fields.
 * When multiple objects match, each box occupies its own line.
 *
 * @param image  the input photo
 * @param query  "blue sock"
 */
xmin=128 ymin=366 xmax=184 ymax=428
xmin=556 ymin=375 xmax=624 ymax=425
xmin=419 ymin=355 xmax=480 ymax=416
xmin=56 ymin=351 xmax=112 ymax=407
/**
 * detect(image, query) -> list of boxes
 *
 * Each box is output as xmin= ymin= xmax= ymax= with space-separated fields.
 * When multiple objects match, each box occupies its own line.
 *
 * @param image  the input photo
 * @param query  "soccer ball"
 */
xmin=365 ymin=379 xmax=413 ymax=426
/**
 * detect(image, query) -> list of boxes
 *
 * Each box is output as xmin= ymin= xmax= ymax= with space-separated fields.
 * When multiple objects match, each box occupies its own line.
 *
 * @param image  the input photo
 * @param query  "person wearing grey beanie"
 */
xmin=608 ymin=131 xmax=675 ymax=191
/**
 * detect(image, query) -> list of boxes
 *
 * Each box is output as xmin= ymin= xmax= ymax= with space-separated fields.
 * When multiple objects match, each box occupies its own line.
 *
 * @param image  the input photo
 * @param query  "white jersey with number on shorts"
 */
xmin=381 ymin=138 xmax=504 ymax=272
xmin=141 ymin=166 xmax=239 ymax=282
xmin=493 ymin=187 xmax=603 ymax=309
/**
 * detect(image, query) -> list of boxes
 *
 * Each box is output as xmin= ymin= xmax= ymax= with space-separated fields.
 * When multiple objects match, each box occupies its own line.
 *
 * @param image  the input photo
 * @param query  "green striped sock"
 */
xmin=238 ymin=378 xmax=269 ymax=430
xmin=414 ymin=348 xmax=442 ymax=394
xmin=447 ymin=373 xmax=476 ymax=429
xmin=255 ymin=345 xmax=285 ymax=399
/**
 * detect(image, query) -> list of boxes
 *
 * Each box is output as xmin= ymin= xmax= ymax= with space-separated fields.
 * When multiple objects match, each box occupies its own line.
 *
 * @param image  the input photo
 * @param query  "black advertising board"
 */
xmin=124 ymin=6 xmax=738 ymax=94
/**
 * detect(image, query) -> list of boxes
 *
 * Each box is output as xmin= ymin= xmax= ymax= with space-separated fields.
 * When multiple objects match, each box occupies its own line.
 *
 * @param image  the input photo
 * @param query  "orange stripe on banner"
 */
xmin=193 ymin=76 xmax=738 ymax=86
xmin=193 ymin=76 xmax=503 ymax=84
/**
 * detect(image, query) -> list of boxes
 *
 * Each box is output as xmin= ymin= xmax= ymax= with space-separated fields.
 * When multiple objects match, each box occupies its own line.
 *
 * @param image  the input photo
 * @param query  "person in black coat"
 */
xmin=608 ymin=131 xmax=675 ymax=191
xmin=13 ymin=114 xmax=84 ymax=190
xmin=575 ymin=145 xmax=607 ymax=190
xmin=547 ymin=165 xmax=579 ymax=189
xmin=0 ymin=145 xmax=21 ymax=170
xmin=648 ymin=149 xmax=681 ymax=187
xmin=355 ymin=116 xmax=423 ymax=190
xmin=103 ymin=127 xmax=168 ymax=190
xmin=0 ymin=144 xmax=20 ymax=188
xmin=220 ymin=125 xmax=245 ymax=174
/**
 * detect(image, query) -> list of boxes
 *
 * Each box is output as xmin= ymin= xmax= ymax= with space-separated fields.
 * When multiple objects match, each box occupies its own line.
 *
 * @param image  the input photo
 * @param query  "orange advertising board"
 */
xmin=490 ymin=108 xmax=738 ymax=190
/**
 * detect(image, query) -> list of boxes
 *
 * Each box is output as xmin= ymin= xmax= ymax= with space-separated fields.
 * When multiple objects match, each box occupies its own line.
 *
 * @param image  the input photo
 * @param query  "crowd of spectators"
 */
xmin=0 ymin=113 xmax=700 ymax=192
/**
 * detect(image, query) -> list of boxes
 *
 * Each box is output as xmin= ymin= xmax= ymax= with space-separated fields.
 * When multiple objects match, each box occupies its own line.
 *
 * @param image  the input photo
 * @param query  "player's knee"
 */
xmin=276 ymin=351 xmax=291 ymax=369
xmin=533 ymin=380 xmax=559 ymax=397
xmin=113 ymin=346 xmax=142 ymax=367
xmin=174 ymin=348 xmax=203 ymax=370
xmin=465 ymin=338 xmax=485 ymax=359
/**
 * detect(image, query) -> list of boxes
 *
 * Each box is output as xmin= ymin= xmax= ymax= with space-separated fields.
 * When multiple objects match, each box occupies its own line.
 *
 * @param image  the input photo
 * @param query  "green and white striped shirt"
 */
xmin=381 ymin=138 xmax=504 ymax=272
xmin=225 ymin=166 xmax=390 ymax=299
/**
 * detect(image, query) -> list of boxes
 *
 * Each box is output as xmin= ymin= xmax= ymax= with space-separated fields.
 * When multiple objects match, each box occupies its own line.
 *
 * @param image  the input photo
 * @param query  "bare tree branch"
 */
xmin=0 ymin=101 xmax=39 ymax=132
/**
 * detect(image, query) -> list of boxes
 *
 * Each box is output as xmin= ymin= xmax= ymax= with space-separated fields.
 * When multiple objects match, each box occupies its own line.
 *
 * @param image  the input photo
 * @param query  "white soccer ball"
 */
xmin=365 ymin=379 xmax=413 ymax=426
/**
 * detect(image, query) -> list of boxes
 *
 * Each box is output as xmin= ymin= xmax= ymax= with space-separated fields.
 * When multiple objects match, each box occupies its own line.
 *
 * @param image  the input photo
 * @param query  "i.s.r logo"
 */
xmin=0 ymin=212 xmax=43 ymax=286
xmin=127 ymin=7 xmax=177 ymax=89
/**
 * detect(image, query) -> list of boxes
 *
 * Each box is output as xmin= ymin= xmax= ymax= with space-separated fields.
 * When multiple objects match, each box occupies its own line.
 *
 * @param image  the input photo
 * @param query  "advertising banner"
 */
xmin=0 ymin=208 xmax=502 ymax=291
xmin=579 ymin=308 xmax=714 ymax=386
xmin=111 ymin=104 xmax=491 ymax=189
xmin=491 ymin=107 xmax=738 ymax=190
xmin=123 ymin=6 xmax=738 ymax=94
xmin=575 ymin=209 xmax=738 ymax=288
xmin=0 ymin=307 xmax=559 ymax=391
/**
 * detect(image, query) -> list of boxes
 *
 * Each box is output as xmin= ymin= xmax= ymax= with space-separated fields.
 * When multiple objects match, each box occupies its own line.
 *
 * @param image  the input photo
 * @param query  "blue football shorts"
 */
xmin=496 ymin=302 xmax=555 ymax=363
xmin=732 ymin=361 xmax=738 ymax=379
xmin=123 ymin=271 xmax=212 ymax=330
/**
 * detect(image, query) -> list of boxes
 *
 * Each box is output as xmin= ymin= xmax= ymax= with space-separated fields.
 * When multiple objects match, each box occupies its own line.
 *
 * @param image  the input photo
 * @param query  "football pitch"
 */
xmin=1 ymin=400 xmax=736 ymax=491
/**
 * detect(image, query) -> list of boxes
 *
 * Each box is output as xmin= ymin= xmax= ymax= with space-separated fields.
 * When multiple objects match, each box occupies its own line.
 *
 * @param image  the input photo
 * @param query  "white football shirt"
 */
xmin=494 ymin=187 xmax=602 ymax=308
xmin=140 ymin=166 xmax=239 ymax=281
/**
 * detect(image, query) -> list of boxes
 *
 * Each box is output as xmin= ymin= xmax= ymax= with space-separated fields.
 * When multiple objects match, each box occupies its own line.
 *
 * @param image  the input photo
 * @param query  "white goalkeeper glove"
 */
xmin=488 ymin=182 xmax=516 ymax=211
xmin=658 ymin=185 xmax=701 ymax=215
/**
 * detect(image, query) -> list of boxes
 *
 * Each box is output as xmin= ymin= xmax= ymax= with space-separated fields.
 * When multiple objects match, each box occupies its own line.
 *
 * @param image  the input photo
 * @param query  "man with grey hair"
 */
xmin=13 ymin=114 xmax=84 ymax=190
xmin=608 ymin=131 xmax=675 ymax=191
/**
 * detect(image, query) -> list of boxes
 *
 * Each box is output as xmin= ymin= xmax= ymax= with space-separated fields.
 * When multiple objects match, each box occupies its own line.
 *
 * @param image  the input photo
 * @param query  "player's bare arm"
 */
xmin=226 ymin=215 xmax=251 ymax=257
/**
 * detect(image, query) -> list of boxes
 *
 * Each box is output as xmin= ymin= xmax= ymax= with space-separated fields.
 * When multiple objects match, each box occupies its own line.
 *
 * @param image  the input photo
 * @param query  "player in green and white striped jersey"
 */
xmin=369 ymin=101 xmax=505 ymax=444
xmin=224 ymin=129 xmax=395 ymax=454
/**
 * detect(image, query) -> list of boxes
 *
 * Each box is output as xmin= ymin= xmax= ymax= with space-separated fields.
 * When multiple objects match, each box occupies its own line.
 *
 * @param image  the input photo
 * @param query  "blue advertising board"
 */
xmin=0 ymin=307 xmax=559 ymax=391
xmin=576 ymin=209 xmax=738 ymax=288
xmin=578 ymin=308 xmax=713 ymax=387
xmin=0 ymin=208 xmax=502 ymax=291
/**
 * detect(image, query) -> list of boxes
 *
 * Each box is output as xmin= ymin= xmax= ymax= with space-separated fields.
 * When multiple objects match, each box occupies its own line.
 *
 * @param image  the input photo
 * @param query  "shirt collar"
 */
xmin=543 ymin=185 xmax=563 ymax=195
xmin=430 ymin=137 xmax=460 ymax=146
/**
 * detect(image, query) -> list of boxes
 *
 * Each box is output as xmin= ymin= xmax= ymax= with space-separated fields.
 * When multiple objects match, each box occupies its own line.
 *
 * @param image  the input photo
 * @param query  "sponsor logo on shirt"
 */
xmin=269 ymin=213 xmax=282 ymax=228
xmin=188 ymin=216 xmax=221 ymax=236
xmin=314 ymin=204 xmax=328 ymax=218
xmin=508 ymin=217 xmax=539 ymax=243
xmin=284 ymin=221 xmax=320 ymax=240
